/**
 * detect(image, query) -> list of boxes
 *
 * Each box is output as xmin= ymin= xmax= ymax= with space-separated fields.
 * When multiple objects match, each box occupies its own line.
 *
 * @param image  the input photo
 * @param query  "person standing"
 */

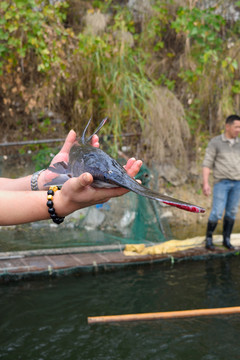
xmin=202 ymin=114 xmax=240 ymax=250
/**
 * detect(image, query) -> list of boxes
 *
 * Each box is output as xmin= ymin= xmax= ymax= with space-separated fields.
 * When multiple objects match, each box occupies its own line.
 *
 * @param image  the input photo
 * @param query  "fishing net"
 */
xmin=68 ymin=162 xmax=172 ymax=246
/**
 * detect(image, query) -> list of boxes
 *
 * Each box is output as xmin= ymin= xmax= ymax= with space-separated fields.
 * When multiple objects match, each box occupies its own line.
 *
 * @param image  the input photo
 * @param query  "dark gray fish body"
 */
xmin=45 ymin=119 xmax=205 ymax=214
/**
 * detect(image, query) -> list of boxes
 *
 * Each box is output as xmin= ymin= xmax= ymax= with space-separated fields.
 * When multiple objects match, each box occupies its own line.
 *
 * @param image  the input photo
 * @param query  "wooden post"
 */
xmin=88 ymin=306 xmax=240 ymax=324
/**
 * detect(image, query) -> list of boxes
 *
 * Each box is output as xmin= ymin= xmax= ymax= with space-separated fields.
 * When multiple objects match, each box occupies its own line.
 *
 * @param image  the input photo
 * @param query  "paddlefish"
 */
xmin=45 ymin=118 xmax=205 ymax=214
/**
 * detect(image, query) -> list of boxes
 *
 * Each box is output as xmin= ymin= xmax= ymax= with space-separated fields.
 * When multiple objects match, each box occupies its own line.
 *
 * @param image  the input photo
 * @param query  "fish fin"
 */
xmin=48 ymin=161 xmax=69 ymax=174
xmin=44 ymin=161 xmax=72 ymax=188
xmin=91 ymin=180 xmax=118 ymax=188
xmin=44 ymin=174 xmax=71 ymax=188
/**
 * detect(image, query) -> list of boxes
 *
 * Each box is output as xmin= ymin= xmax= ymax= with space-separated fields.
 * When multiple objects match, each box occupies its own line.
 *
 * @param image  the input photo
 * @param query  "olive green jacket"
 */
xmin=202 ymin=134 xmax=240 ymax=183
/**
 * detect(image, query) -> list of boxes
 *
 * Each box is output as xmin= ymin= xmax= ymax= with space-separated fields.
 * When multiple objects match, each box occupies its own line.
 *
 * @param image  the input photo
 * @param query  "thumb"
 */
xmin=70 ymin=172 xmax=94 ymax=191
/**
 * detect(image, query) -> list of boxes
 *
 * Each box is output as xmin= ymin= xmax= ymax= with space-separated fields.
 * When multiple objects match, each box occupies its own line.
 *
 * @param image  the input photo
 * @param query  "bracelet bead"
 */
xmin=48 ymin=208 xmax=55 ymax=215
xmin=46 ymin=186 xmax=65 ymax=225
xmin=47 ymin=200 xmax=53 ymax=208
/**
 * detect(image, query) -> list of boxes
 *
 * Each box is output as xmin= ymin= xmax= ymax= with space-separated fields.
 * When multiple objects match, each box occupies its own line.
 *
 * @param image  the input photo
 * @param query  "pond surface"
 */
xmin=1 ymin=256 xmax=240 ymax=360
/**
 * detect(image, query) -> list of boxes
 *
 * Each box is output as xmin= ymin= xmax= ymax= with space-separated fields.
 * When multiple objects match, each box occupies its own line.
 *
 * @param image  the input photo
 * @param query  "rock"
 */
xmin=119 ymin=210 xmax=136 ymax=228
xmin=157 ymin=163 xmax=188 ymax=186
xmin=160 ymin=210 xmax=173 ymax=219
xmin=82 ymin=207 xmax=106 ymax=229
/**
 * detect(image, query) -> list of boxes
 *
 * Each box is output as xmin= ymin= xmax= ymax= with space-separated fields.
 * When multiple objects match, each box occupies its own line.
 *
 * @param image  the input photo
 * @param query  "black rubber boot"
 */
xmin=223 ymin=217 xmax=235 ymax=250
xmin=205 ymin=220 xmax=218 ymax=250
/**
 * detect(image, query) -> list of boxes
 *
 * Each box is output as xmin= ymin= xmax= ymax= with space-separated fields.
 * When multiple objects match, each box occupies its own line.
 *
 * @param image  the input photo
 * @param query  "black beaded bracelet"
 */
xmin=46 ymin=186 xmax=65 ymax=225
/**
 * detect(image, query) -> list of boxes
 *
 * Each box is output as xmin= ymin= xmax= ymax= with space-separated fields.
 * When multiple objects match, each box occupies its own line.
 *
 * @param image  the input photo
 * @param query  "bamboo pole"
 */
xmin=88 ymin=306 xmax=240 ymax=324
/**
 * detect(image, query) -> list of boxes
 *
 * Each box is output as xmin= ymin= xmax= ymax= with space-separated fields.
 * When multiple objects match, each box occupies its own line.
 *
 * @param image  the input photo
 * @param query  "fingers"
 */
xmin=203 ymin=184 xmax=211 ymax=197
xmin=204 ymin=190 xmax=211 ymax=197
xmin=124 ymin=159 xmax=142 ymax=178
xmin=60 ymin=130 xmax=77 ymax=154
xmin=91 ymin=134 xmax=99 ymax=148
xmin=124 ymin=157 xmax=136 ymax=170
xmin=92 ymin=186 xmax=129 ymax=202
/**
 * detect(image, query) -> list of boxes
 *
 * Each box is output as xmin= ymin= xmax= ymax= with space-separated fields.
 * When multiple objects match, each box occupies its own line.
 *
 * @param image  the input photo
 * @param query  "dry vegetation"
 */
xmin=1 ymin=0 xmax=240 ymax=178
xmin=142 ymin=87 xmax=190 ymax=167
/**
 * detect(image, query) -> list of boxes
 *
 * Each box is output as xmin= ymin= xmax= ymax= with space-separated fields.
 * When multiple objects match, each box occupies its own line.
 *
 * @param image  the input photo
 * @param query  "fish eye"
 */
xmin=108 ymin=170 xmax=113 ymax=174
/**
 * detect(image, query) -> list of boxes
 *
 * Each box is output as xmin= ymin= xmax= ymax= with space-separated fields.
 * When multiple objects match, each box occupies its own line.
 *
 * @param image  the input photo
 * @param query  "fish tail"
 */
xmin=47 ymin=161 xmax=69 ymax=174
xmin=81 ymin=117 xmax=92 ymax=144
xmin=86 ymin=117 xmax=108 ymax=144
xmin=80 ymin=117 xmax=108 ymax=144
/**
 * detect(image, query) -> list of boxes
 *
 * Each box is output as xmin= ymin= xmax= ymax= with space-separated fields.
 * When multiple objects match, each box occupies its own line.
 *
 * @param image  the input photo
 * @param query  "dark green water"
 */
xmin=1 ymin=257 xmax=240 ymax=360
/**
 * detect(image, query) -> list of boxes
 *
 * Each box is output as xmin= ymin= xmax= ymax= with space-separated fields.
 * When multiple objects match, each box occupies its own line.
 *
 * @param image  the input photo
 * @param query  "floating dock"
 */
xmin=0 ymin=235 xmax=240 ymax=282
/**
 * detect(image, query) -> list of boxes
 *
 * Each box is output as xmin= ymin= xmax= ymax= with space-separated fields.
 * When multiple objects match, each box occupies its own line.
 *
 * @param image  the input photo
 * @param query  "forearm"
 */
xmin=0 ymin=176 xmax=32 ymax=191
xmin=202 ymin=167 xmax=211 ymax=186
xmin=0 ymin=190 xmax=50 ymax=225
xmin=202 ymin=167 xmax=211 ymax=196
xmin=0 ymin=170 xmax=47 ymax=191
xmin=0 ymin=184 xmax=125 ymax=226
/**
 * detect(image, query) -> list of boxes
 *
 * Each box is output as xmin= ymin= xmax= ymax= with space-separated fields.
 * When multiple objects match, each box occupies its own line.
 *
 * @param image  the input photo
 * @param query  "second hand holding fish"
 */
xmin=45 ymin=118 xmax=205 ymax=214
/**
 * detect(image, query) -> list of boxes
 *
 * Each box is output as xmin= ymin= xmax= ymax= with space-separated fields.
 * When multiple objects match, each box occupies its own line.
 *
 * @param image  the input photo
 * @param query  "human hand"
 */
xmin=203 ymin=183 xmax=211 ymax=197
xmin=38 ymin=130 xmax=99 ymax=190
xmin=54 ymin=158 xmax=143 ymax=217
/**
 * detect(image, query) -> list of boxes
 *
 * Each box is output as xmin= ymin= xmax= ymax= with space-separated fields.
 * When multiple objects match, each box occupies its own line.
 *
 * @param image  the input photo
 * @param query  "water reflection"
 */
xmin=205 ymin=258 xmax=239 ymax=308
